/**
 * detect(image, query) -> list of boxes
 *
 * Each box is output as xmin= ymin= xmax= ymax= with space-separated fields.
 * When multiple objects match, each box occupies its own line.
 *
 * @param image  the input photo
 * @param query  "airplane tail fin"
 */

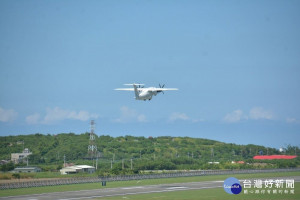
xmin=133 ymin=84 xmax=140 ymax=99
xmin=122 ymin=83 xmax=143 ymax=100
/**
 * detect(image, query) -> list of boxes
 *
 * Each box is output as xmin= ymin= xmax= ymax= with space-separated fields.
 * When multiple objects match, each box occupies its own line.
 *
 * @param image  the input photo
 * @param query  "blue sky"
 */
xmin=1 ymin=0 xmax=299 ymax=148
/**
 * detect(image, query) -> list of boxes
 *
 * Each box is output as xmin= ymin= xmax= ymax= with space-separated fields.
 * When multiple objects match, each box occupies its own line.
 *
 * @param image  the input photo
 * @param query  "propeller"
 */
xmin=159 ymin=84 xmax=165 ymax=88
xmin=158 ymin=83 xmax=165 ymax=94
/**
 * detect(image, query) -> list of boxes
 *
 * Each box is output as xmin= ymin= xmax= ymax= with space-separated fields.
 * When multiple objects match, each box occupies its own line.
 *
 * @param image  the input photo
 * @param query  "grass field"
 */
xmin=98 ymin=183 xmax=300 ymax=200
xmin=0 ymin=171 xmax=299 ymax=198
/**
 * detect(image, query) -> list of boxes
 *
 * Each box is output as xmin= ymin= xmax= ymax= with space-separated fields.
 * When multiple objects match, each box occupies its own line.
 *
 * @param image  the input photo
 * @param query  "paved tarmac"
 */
xmin=0 ymin=181 xmax=224 ymax=200
xmin=1 ymin=176 xmax=299 ymax=200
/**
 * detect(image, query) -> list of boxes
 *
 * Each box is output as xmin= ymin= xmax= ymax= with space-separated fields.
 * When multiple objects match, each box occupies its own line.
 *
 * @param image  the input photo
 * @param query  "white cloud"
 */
xmin=0 ymin=107 xmax=18 ymax=122
xmin=137 ymin=114 xmax=147 ymax=122
xmin=223 ymin=107 xmax=275 ymax=123
xmin=169 ymin=112 xmax=190 ymax=122
xmin=249 ymin=107 xmax=274 ymax=120
xmin=43 ymin=107 xmax=70 ymax=123
xmin=64 ymin=110 xmax=98 ymax=121
xmin=168 ymin=112 xmax=204 ymax=123
xmin=114 ymin=106 xmax=147 ymax=123
xmin=25 ymin=113 xmax=40 ymax=124
xmin=43 ymin=107 xmax=98 ymax=124
xmin=26 ymin=107 xmax=98 ymax=124
xmin=223 ymin=110 xmax=244 ymax=123
xmin=286 ymin=118 xmax=300 ymax=124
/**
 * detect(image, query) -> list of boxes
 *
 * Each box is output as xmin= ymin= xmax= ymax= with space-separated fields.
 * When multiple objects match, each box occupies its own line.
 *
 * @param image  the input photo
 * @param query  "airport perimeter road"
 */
xmin=1 ymin=176 xmax=300 ymax=200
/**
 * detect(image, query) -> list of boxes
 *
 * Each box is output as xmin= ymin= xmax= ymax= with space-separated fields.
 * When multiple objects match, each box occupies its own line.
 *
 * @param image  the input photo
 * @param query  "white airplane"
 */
xmin=115 ymin=83 xmax=178 ymax=101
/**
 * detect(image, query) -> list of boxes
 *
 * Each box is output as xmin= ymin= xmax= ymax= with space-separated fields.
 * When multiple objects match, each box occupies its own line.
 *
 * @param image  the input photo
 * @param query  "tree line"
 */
xmin=0 ymin=133 xmax=299 ymax=173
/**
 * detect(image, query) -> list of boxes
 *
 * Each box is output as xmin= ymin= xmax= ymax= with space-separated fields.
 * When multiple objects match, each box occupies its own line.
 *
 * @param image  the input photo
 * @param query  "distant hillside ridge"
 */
xmin=0 ymin=133 xmax=298 ymax=171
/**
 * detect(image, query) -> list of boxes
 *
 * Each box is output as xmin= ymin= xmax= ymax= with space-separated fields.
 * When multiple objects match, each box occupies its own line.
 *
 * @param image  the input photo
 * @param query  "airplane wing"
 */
xmin=124 ymin=83 xmax=144 ymax=86
xmin=114 ymin=88 xmax=144 ymax=91
xmin=150 ymin=88 xmax=178 ymax=91
xmin=114 ymin=88 xmax=134 ymax=91
xmin=115 ymin=83 xmax=145 ymax=91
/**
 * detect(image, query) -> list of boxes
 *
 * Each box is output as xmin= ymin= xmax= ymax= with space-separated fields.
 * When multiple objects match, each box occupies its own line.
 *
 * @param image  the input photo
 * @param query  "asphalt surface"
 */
xmin=1 ymin=176 xmax=299 ymax=200
xmin=0 ymin=181 xmax=224 ymax=200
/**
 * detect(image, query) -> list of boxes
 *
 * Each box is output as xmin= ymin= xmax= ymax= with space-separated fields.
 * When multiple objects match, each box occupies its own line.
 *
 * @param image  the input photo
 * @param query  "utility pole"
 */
xmin=56 ymin=151 xmax=60 ymax=165
xmin=241 ymin=149 xmax=243 ymax=158
xmin=131 ymin=158 xmax=133 ymax=170
xmin=88 ymin=120 xmax=97 ymax=164
xmin=96 ymin=156 xmax=98 ymax=170
xmin=111 ymin=159 xmax=113 ymax=169
xmin=122 ymin=159 xmax=124 ymax=170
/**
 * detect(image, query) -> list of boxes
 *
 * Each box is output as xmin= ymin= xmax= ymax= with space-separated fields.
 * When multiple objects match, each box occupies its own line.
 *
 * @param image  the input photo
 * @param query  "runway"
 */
xmin=1 ymin=176 xmax=299 ymax=200
xmin=0 ymin=181 xmax=223 ymax=200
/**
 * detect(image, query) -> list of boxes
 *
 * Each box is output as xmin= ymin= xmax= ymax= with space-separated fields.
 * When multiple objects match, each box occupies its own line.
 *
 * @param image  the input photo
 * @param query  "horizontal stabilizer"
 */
xmin=124 ymin=83 xmax=144 ymax=86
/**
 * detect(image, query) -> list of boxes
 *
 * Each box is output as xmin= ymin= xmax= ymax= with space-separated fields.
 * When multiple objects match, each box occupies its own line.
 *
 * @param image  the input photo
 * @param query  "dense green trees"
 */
xmin=0 ymin=162 xmax=14 ymax=172
xmin=0 ymin=133 xmax=299 ymax=173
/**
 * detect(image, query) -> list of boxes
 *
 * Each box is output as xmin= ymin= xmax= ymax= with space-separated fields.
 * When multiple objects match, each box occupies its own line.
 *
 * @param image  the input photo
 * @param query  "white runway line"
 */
xmin=121 ymin=186 xmax=144 ymax=190
xmin=166 ymin=186 xmax=188 ymax=190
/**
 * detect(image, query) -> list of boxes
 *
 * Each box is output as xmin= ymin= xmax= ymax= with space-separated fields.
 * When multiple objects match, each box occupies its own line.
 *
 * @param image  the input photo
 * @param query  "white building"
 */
xmin=279 ymin=147 xmax=285 ymax=153
xmin=60 ymin=165 xmax=96 ymax=175
xmin=11 ymin=148 xmax=32 ymax=164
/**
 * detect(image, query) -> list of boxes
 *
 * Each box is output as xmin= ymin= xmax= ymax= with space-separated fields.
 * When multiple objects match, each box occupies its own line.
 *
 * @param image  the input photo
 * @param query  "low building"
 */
xmin=60 ymin=165 xmax=95 ymax=175
xmin=11 ymin=166 xmax=41 ymax=173
xmin=0 ymin=160 xmax=9 ymax=165
xmin=208 ymin=162 xmax=219 ymax=164
xmin=11 ymin=148 xmax=32 ymax=164
xmin=231 ymin=161 xmax=245 ymax=164
xmin=253 ymin=155 xmax=297 ymax=160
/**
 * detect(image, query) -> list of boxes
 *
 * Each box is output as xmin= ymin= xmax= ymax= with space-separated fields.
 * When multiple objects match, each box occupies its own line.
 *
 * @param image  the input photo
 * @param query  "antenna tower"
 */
xmin=88 ymin=120 xmax=97 ymax=159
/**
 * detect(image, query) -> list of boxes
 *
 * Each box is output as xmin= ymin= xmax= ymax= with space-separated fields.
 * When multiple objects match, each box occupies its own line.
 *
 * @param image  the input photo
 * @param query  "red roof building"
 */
xmin=253 ymin=155 xmax=297 ymax=160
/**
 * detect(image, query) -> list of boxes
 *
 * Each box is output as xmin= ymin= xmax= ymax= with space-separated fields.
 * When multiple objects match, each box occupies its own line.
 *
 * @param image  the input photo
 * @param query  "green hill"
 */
xmin=0 ymin=133 xmax=298 ymax=173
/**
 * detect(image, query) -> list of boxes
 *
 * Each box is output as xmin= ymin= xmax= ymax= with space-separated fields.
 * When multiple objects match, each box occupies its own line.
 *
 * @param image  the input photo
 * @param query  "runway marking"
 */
xmin=166 ymin=186 xmax=188 ymax=190
xmin=58 ymin=187 xmax=202 ymax=200
xmin=39 ymin=185 xmax=225 ymax=200
xmin=121 ymin=186 xmax=144 ymax=190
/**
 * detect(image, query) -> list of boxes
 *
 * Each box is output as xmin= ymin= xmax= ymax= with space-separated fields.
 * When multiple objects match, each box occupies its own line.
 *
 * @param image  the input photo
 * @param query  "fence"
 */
xmin=1 ymin=168 xmax=299 ymax=190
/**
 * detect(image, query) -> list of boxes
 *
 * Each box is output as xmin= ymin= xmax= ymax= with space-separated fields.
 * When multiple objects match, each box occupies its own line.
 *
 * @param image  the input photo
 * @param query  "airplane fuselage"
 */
xmin=136 ymin=88 xmax=158 ymax=101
